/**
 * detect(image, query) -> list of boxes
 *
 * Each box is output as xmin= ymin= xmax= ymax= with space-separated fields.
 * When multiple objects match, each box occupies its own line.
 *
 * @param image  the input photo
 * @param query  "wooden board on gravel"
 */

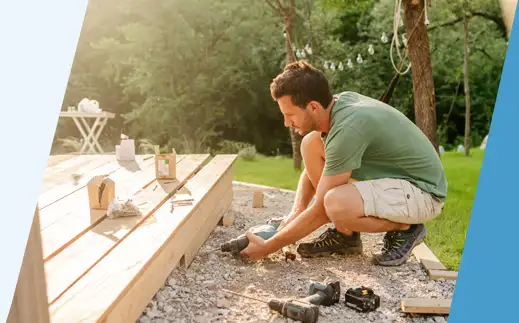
xmin=36 ymin=154 xmax=237 ymax=323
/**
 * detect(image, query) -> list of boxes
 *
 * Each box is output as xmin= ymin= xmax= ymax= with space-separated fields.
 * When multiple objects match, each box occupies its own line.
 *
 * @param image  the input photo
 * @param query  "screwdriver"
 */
xmin=221 ymin=289 xmax=319 ymax=323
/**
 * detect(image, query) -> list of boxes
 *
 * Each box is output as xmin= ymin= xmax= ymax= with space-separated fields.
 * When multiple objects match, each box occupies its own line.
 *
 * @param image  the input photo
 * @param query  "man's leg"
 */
xmin=324 ymin=178 xmax=444 ymax=266
xmin=277 ymin=132 xmax=363 ymax=258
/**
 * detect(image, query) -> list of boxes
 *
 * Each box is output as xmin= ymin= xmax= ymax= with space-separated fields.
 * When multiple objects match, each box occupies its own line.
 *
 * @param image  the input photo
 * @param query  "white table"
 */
xmin=59 ymin=111 xmax=115 ymax=154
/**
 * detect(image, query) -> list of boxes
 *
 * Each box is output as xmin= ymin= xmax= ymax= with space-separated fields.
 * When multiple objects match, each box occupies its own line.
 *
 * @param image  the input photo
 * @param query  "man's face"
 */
xmin=277 ymin=96 xmax=318 ymax=136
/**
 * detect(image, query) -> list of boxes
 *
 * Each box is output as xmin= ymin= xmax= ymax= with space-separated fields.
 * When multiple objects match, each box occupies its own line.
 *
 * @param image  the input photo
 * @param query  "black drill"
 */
xmin=222 ymin=289 xmax=319 ymax=323
xmin=298 ymin=281 xmax=341 ymax=306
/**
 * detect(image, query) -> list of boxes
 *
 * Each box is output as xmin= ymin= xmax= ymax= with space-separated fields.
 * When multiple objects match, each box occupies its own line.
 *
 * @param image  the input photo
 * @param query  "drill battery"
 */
xmin=344 ymin=286 xmax=380 ymax=312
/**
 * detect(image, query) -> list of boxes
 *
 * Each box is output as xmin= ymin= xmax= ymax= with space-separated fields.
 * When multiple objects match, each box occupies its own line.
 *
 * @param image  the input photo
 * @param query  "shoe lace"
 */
xmin=381 ymin=232 xmax=406 ymax=256
xmin=313 ymin=228 xmax=339 ymax=248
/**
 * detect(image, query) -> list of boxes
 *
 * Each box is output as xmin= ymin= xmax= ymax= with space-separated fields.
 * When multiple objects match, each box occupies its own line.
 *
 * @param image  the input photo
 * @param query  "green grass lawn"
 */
xmin=233 ymin=149 xmax=485 ymax=271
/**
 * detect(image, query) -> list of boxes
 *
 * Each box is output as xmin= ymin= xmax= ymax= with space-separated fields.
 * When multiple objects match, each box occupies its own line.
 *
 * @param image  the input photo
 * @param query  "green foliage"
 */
xmin=52 ymin=0 xmax=506 ymax=156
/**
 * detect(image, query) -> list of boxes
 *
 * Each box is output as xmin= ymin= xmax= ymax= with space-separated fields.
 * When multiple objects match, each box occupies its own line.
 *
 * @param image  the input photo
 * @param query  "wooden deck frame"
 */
xmin=8 ymin=153 xmax=237 ymax=323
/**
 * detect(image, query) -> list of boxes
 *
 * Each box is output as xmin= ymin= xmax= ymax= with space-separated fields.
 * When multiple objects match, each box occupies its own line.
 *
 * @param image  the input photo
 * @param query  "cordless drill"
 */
xmin=222 ymin=289 xmax=319 ymax=323
xmin=219 ymin=222 xmax=280 ymax=253
xmin=299 ymin=281 xmax=341 ymax=306
xmin=219 ymin=221 xmax=297 ymax=260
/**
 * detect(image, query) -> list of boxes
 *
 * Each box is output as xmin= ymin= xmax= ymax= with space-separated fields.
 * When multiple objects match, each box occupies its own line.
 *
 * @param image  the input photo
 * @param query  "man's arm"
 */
xmin=241 ymin=170 xmax=352 ymax=260
xmin=278 ymin=169 xmax=316 ymax=229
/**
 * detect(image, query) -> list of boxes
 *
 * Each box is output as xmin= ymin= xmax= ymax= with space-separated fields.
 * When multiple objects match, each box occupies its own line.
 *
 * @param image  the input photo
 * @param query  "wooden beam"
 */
xmin=49 ymin=155 xmax=237 ymax=323
xmin=43 ymin=155 xmax=209 ymax=304
xmin=401 ymin=298 xmax=451 ymax=315
xmin=7 ymin=207 xmax=50 ymax=323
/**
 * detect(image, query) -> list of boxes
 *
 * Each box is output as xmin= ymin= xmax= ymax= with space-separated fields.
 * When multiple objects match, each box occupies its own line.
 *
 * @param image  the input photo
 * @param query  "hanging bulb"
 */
xmin=402 ymin=33 xmax=408 ymax=47
xmin=381 ymin=32 xmax=388 ymax=43
xmin=425 ymin=17 xmax=430 ymax=25
xmin=356 ymin=54 xmax=363 ymax=64
xmin=347 ymin=59 xmax=353 ymax=69
xmin=300 ymin=50 xmax=306 ymax=58
xmin=324 ymin=61 xmax=329 ymax=69
xmin=305 ymin=43 xmax=313 ymax=55
xmin=338 ymin=62 xmax=344 ymax=71
xmin=368 ymin=44 xmax=374 ymax=55
xmin=400 ymin=18 xmax=404 ymax=27
xmin=330 ymin=62 xmax=336 ymax=71
xmin=284 ymin=31 xmax=287 ymax=38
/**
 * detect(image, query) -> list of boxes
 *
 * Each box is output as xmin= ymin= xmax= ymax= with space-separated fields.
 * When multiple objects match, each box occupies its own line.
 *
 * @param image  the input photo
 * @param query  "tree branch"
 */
xmin=426 ymin=11 xmax=507 ymax=39
xmin=265 ymin=0 xmax=283 ymax=18
xmin=274 ymin=0 xmax=288 ymax=17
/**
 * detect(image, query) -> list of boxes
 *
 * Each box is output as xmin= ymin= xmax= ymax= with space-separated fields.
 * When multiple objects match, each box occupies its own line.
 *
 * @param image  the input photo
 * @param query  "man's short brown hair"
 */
xmin=270 ymin=60 xmax=333 ymax=109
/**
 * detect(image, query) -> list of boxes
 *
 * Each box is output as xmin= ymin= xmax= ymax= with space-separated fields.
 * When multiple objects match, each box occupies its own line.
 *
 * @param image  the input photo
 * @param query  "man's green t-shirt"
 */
xmin=322 ymin=91 xmax=447 ymax=201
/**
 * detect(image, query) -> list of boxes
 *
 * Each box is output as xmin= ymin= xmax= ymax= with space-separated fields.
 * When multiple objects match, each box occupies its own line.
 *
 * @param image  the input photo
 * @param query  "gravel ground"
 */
xmin=138 ymin=182 xmax=454 ymax=323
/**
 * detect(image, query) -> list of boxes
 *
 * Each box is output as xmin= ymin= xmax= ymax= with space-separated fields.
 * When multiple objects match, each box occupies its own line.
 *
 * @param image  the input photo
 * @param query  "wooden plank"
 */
xmin=46 ymin=155 xmax=78 ymax=168
xmin=38 ymin=155 xmax=153 ymax=209
xmin=49 ymin=155 xmax=237 ymax=323
xmin=401 ymin=298 xmax=451 ymax=315
xmin=182 ymin=184 xmax=233 ymax=267
xmin=39 ymin=156 xmax=159 ymax=260
xmin=412 ymin=243 xmax=447 ymax=271
xmin=44 ymin=155 xmax=210 ymax=304
xmin=428 ymin=270 xmax=458 ymax=280
xmin=41 ymin=155 xmax=113 ymax=192
xmin=7 ymin=207 xmax=50 ymax=323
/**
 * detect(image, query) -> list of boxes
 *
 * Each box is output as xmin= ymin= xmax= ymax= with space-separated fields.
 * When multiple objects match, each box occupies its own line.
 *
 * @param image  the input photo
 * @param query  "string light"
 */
xmin=357 ymin=54 xmax=363 ymax=64
xmin=330 ymin=62 xmax=336 ymax=71
xmin=347 ymin=59 xmax=353 ymax=68
xmin=381 ymin=32 xmax=388 ymax=43
xmin=368 ymin=44 xmax=374 ymax=55
xmin=338 ymin=62 xmax=344 ymax=71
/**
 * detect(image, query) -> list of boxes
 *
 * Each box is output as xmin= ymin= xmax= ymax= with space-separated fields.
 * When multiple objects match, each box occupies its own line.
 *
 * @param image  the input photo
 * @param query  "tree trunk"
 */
xmin=463 ymin=10 xmax=471 ymax=157
xmin=284 ymin=17 xmax=302 ymax=170
xmin=403 ymin=0 xmax=439 ymax=154
xmin=500 ymin=0 xmax=517 ymax=38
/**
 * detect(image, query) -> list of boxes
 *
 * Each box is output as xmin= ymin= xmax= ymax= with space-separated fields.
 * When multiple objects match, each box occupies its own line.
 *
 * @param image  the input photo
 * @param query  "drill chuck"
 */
xmin=268 ymin=299 xmax=319 ymax=323
xmin=220 ymin=236 xmax=249 ymax=253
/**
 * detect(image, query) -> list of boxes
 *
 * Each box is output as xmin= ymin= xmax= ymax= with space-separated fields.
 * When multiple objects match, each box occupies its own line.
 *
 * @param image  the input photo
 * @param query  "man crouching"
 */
xmin=240 ymin=61 xmax=447 ymax=267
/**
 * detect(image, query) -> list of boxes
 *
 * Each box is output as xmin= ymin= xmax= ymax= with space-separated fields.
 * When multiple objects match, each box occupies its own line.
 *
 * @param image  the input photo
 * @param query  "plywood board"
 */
xmin=44 ymin=155 xmax=209 ymax=304
xmin=49 ymin=155 xmax=236 ymax=323
xmin=401 ymin=298 xmax=451 ymax=314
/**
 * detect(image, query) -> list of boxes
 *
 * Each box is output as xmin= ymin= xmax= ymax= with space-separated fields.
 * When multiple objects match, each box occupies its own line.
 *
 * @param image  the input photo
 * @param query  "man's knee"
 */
xmin=324 ymin=185 xmax=364 ymax=222
xmin=301 ymin=131 xmax=323 ymax=158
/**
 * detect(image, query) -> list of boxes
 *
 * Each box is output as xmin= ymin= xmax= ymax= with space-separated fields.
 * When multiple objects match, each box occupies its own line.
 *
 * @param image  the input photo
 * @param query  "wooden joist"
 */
xmin=37 ymin=154 xmax=237 ymax=323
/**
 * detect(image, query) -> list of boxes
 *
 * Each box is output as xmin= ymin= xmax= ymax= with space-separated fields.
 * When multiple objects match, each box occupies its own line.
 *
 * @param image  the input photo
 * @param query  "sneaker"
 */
xmin=296 ymin=228 xmax=363 ymax=258
xmin=372 ymin=224 xmax=427 ymax=266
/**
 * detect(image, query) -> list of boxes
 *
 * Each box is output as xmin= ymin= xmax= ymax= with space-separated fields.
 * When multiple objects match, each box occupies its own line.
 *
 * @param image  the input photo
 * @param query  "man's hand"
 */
xmin=240 ymin=232 xmax=270 ymax=260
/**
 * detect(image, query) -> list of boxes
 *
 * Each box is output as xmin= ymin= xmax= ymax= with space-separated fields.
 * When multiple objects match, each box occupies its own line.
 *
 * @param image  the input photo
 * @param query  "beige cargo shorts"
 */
xmin=351 ymin=178 xmax=444 ymax=224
